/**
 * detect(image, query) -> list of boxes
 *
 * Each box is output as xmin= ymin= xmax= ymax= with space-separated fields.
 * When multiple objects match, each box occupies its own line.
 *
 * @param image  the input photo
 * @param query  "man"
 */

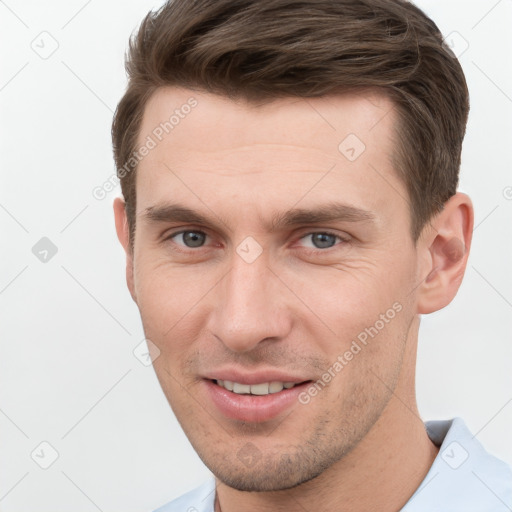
xmin=111 ymin=0 xmax=512 ymax=510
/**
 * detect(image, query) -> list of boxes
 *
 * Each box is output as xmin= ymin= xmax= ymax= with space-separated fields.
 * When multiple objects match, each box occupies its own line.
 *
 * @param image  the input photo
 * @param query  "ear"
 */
xmin=113 ymin=197 xmax=137 ymax=303
xmin=416 ymin=192 xmax=474 ymax=314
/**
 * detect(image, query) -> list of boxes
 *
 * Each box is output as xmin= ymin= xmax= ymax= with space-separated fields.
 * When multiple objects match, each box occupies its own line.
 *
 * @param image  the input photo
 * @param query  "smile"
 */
xmin=215 ymin=379 xmax=300 ymax=395
xmin=205 ymin=378 xmax=313 ymax=422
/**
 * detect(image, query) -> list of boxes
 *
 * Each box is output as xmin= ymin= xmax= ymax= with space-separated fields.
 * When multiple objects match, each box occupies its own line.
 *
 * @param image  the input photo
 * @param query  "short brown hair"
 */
xmin=112 ymin=0 xmax=469 ymax=244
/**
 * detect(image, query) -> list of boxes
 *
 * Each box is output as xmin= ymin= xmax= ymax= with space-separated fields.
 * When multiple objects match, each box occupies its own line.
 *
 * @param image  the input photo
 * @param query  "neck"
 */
xmin=215 ymin=317 xmax=439 ymax=512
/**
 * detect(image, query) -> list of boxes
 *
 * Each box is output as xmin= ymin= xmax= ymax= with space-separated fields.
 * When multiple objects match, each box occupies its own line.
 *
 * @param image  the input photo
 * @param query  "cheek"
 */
xmin=288 ymin=260 xmax=415 ymax=396
xmin=286 ymin=259 xmax=411 ymax=346
xmin=133 ymin=260 xmax=213 ymax=352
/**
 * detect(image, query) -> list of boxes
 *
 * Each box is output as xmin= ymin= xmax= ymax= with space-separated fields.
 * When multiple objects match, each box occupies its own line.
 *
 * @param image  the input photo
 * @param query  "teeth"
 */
xmin=250 ymin=383 xmax=269 ymax=395
xmin=269 ymin=381 xmax=284 ymax=393
xmin=233 ymin=382 xmax=251 ymax=394
xmin=216 ymin=380 xmax=298 ymax=395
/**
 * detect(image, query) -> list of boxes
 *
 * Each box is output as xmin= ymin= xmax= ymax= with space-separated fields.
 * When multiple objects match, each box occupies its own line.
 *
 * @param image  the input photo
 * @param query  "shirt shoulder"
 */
xmin=153 ymin=478 xmax=216 ymax=512
xmin=402 ymin=417 xmax=512 ymax=512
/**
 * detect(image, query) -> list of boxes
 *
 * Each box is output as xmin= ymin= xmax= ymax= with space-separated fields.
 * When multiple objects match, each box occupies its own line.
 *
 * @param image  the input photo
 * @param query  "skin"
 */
xmin=114 ymin=86 xmax=474 ymax=512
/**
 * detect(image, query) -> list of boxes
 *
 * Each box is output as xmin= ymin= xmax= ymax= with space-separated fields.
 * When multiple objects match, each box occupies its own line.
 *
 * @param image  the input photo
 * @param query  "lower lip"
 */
xmin=204 ymin=380 xmax=311 ymax=423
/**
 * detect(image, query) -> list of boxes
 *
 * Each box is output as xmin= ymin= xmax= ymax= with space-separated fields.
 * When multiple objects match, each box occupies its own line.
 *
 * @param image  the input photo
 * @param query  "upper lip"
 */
xmin=203 ymin=368 xmax=312 ymax=385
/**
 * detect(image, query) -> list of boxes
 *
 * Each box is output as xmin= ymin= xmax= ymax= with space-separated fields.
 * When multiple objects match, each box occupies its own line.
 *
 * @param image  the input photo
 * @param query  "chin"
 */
xmin=198 ymin=442 xmax=345 ymax=493
xmin=214 ymin=465 xmax=324 ymax=493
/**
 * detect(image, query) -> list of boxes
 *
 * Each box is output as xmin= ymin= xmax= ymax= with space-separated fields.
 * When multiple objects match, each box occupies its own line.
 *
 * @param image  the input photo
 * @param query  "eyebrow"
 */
xmin=270 ymin=202 xmax=376 ymax=230
xmin=141 ymin=201 xmax=376 ymax=232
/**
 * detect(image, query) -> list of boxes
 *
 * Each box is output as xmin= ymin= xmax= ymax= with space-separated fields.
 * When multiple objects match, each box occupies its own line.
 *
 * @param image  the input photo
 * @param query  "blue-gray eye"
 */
xmin=173 ymin=231 xmax=207 ymax=247
xmin=302 ymin=232 xmax=339 ymax=249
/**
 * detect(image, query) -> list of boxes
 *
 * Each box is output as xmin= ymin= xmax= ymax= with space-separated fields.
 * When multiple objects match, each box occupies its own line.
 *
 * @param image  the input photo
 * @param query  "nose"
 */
xmin=206 ymin=252 xmax=293 ymax=353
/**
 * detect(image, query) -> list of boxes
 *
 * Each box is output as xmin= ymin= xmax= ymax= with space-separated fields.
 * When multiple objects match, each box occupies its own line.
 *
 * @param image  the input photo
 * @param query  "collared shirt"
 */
xmin=154 ymin=417 xmax=512 ymax=512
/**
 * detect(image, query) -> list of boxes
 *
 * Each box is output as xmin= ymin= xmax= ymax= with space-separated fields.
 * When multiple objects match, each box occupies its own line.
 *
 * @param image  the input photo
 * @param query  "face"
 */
xmin=124 ymin=87 xmax=424 ymax=491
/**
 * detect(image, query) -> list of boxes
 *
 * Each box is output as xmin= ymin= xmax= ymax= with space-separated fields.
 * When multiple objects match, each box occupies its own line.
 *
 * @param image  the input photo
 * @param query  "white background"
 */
xmin=0 ymin=1 xmax=511 ymax=510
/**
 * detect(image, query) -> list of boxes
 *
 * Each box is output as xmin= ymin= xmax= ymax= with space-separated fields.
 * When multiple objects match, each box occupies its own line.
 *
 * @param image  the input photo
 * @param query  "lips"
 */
xmin=202 ymin=370 xmax=313 ymax=422
xmin=202 ymin=368 xmax=310 ymax=386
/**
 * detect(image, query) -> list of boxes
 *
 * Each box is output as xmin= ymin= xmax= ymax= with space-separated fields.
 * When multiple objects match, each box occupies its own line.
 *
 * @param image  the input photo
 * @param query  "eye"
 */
xmin=298 ymin=232 xmax=344 ymax=250
xmin=168 ymin=230 xmax=208 ymax=248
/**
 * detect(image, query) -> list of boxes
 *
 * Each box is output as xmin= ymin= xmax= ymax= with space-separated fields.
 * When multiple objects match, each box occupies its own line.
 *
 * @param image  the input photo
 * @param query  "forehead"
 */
xmin=139 ymin=86 xmax=395 ymax=156
xmin=134 ymin=86 xmax=407 ymax=228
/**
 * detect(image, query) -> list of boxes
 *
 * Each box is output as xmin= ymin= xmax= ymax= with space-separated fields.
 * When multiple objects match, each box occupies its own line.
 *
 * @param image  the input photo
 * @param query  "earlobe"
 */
xmin=113 ymin=197 xmax=137 ymax=303
xmin=416 ymin=192 xmax=474 ymax=314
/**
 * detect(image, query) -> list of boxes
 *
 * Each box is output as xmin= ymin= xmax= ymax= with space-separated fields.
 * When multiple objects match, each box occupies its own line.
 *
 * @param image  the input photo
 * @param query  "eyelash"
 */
xmin=163 ymin=229 xmax=349 ymax=253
